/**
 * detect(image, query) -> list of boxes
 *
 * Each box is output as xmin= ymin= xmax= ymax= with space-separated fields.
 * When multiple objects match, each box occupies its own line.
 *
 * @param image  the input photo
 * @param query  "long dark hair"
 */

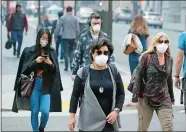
xmin=36 ymin=27 xmax=52 ymax=56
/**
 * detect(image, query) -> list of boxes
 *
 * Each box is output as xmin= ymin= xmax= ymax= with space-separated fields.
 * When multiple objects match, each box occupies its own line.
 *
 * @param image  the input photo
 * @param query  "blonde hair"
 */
xmin=130 ymin=15 xmax=149 ymax=36
xmin=144 ymin=32 xmax=171 ymax=56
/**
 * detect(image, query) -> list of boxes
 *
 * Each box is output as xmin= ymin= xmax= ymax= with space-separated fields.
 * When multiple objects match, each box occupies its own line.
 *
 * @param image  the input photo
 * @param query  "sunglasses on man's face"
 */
xmin=96 ymin=50 xmax=109 ymax=56
xmin=158 ymin=40 xmax=169 ymax=44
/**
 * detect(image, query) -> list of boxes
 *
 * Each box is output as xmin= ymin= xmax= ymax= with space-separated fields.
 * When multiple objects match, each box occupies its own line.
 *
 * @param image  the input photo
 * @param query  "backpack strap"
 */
xmin=108 ymin=64 xmax=118 ymax=84
xmin=78 ymin=65 xmax=90 ymax=107
xmin=146 ymin=53 xmax=150 ymax=68
xmin=81 ymin=65 xmax=90 ymax=89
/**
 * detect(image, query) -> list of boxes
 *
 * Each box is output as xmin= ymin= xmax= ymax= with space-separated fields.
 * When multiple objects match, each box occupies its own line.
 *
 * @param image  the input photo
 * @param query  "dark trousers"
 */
xmin=63 ymin=39 xmax=76 ymax=70
xmin=181 ymin=91 xmax=186 ymax=114
xmin=11 ymin=30 xmax=23 ymax=55
xmin=79 ymin=123 xmax=114 ymax=132
xmin=56 ymin=36 xmax=64 ymax=59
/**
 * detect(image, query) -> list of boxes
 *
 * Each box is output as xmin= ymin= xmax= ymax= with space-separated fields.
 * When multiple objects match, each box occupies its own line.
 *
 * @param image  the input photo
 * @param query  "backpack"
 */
xmin=78 ymin=64 xmax=119 ymax=107
xmin=127 ymin=54 xmax=150 ymax=93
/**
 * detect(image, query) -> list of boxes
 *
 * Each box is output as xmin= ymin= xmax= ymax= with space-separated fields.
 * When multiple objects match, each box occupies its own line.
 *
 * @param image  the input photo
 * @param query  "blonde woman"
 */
xmin=128 ymin=15 xmax=150 ymax=74
xmin=132 ymin=32 xmax=175 ymax=131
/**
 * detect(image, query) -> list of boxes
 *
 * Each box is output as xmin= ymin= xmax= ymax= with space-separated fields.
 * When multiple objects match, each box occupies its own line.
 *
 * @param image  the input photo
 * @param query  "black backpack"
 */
xmin=78 ymin=64 xmax=119 ymax=107
xmin=127 ymin=54 xmax=150 ymax=93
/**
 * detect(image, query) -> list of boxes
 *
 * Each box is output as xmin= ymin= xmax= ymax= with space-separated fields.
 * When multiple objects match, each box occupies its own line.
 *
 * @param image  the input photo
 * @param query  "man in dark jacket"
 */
xmin=8 ymin=4 xmax=28 ymax=58
xmin=71 ymin=12 xmax=115 ymax=80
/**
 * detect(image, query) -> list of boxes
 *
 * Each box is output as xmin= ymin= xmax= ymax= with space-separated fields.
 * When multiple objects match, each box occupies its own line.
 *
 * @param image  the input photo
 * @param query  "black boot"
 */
xmin=13 ymin=48 xmax=16 ymax=56
xmin=39 ymin=127 xmax=44 ymax=132
xmin=17 ymin=52 xmax=20 ymax=58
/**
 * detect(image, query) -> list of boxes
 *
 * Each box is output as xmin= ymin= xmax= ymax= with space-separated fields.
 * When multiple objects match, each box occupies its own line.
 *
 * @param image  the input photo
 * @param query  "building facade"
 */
xmin=141 ymin=1 xmax=186 ymax=31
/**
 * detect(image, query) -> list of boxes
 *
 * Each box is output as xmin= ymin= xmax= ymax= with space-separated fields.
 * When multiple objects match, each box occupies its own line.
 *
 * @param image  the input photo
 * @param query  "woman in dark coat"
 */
xmin=12 ymin=27 xmax=63 ymax=132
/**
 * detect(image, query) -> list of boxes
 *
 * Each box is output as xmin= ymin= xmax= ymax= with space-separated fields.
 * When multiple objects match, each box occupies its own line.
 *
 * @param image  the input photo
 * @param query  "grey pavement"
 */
xmin=2 ymin=107 xmax=186 ymax=131
xmin=1 ymin=16 xmax=186 ymax=131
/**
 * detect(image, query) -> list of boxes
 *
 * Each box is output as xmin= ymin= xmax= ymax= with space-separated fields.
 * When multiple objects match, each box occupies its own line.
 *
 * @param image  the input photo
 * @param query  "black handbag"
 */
xmin=127 ymin=54 xmax=150 ymax=93
xmin=5 ymin=38 xmax=14 ymax=49
xmin=19 ymin=72 xmax=35 ymax=99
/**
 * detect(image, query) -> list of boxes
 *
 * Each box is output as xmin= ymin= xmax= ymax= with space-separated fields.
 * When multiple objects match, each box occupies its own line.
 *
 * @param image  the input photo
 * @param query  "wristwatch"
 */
xmin=114 ymin=108 xmax=120 ymax=114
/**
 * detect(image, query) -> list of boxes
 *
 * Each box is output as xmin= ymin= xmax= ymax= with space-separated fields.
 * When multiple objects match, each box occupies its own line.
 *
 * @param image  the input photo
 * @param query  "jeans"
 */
xmin=56 ymin=36 xmax=65 ymax=59
xmin=30 ymin=77 xmax=50 ymax=131
xmin=11 ymin=31 xmax=23 ymax=55
xmin=129 ymin=52 xmax=140 ymax=74
xmin=63 ymin=39 xmax=76 ymax=70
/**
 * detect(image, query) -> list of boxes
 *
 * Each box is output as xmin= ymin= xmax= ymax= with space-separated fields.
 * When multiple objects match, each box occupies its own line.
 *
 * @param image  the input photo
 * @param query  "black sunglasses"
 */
xmin=158 ymin=40 xmax=169 ymax=44
xmin=96 ymin=50 xmax=109 ymax=56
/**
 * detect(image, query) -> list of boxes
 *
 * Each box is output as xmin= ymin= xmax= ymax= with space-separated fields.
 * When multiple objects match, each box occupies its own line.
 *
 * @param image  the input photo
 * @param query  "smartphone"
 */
xmin=42 ymin=55 xmax=48 ymax=58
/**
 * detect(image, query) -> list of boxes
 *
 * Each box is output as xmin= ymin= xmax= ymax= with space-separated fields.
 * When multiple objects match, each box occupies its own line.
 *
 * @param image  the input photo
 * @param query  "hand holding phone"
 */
xmin=43 ymin=56 xmax=52 ymax=65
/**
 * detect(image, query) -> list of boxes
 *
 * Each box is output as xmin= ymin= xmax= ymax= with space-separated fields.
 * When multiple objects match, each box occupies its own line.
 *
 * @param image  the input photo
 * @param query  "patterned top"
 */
xmin=72 ymin=30 xmax=115 ymax=75
xmin=133 ymin=53 xmax=175 ymax=109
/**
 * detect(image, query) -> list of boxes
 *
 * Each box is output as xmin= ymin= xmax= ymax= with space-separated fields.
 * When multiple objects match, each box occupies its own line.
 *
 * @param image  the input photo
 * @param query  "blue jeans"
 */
xmin=129 ymin=52 xmax=140 ymax=74
xmin=11 ymin=31 xmax=23 ymax=55
xmin=30 ymin=77 xmax=50 ymax=131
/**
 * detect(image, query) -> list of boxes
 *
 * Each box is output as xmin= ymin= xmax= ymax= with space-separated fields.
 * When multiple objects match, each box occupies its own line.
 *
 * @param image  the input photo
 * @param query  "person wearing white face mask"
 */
xmin=12 ymin=27 xmax=63 ymax=132
xmin=131 ymin=32 xmax=174 ymax=131
xmin=71 ymin=12 xmax=115 ymax=81
xmin=69 ymin=38 xmax=125 ymax=132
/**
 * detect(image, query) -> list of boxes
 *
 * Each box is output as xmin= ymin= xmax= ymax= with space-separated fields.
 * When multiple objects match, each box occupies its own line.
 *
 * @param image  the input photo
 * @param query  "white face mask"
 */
xmin=92 ymin=24 xmax=101 ymax=33
xmin=95 ymin=54 xmax=108 ymax=66
xmin=40 ymin=38 xmax=48 ymax=47
xmin=156 ymin=43 xmax=168 ymax=53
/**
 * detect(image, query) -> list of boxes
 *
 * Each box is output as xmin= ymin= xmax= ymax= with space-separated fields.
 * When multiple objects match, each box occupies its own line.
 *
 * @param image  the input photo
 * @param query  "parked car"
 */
xmin=76 ymin=7 xmax=94 ymax=23
xmin=143 ymin=12 xmax=164 ymax=29
xmin=45 ymin=5 xmax=63 ymax=25
xmin=113 ymin=8 xmax=132 ymax=24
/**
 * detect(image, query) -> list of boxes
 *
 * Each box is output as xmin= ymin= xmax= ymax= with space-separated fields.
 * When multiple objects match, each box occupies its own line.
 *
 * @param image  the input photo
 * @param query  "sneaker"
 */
xmin=64 ymin=68 xmax=68 ymax=71
xmin=39 ymin=128 xmax=44 ymax=132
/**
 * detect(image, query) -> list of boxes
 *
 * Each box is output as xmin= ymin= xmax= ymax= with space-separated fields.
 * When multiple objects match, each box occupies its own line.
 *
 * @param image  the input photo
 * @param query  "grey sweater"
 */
xmin=55 ymin=14 xmax=80 ymax=39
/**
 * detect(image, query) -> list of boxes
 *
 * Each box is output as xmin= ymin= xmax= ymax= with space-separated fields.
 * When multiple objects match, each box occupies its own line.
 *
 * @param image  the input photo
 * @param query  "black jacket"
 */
xmin=12 ymin=46 xmax=63 ymax=112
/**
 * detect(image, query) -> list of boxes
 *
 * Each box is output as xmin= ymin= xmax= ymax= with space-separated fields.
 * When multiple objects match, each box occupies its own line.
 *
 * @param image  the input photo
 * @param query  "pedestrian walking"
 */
xmin=69 ymin=38 xmax=125 ymax=132
xmin=8 ymin=4 xmax=28 ymax=58
xmin=175 ymin=32 xmax=186 ymax=114
xmin=127 ymin=15 xmax=150 ymax=74
xmin=56 ymin=6 xmax=80 ymax=71
xmin=132 ymin=32 xmax=175 ymax=131
xmin=54 ymin=11 xmax=65 ymax=63
xmin=71 ymin=12 xmax=115 ymax=81
xmin=12 ymin=27 xmax=63 ymax=132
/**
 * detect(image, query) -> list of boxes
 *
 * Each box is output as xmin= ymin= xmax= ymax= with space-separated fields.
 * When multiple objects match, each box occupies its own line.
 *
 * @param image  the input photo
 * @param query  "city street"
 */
xmin=2 ymin=16 xmax=186 ymax=131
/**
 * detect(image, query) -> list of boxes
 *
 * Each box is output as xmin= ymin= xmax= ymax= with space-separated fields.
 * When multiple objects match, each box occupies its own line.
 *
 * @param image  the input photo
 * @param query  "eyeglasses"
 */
xmin=96 ymin=50 xmax=109 ymax=56
xmin=158 ymin=40 xmax=169 ymax=44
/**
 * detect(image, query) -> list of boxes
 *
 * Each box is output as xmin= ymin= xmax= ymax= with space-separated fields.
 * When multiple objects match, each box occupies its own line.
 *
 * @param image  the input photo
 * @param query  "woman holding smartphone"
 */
xmin=12 ymin=27 xmax=63 ymax=132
